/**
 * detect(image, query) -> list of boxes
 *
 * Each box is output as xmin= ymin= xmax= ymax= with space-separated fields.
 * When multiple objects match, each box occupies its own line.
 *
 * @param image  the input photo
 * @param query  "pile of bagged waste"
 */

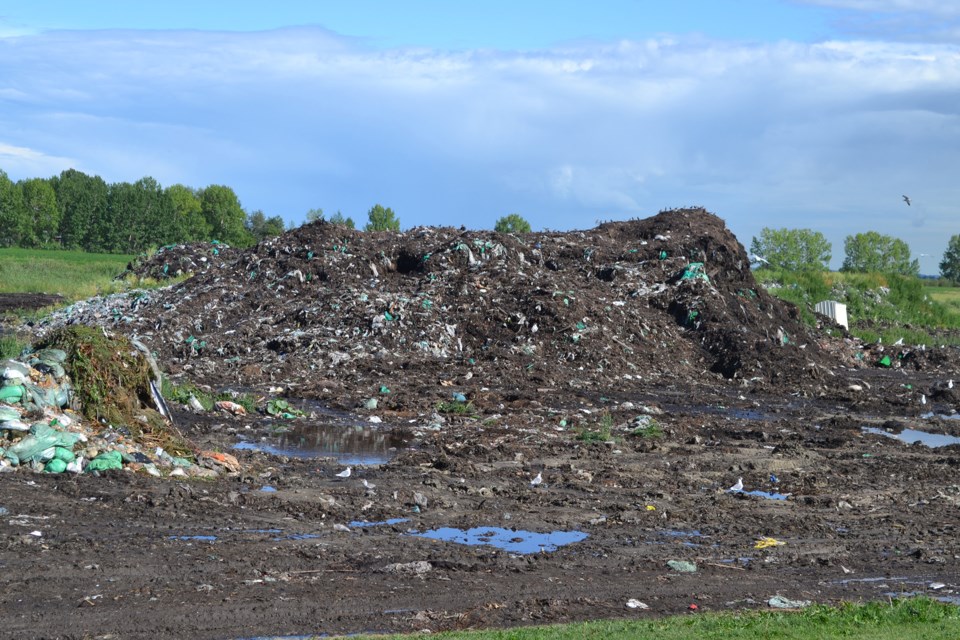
xmin=120 ymin=240 xmax=235 ymax=281
xmin=0 ymin=328 xmax=240 ymax=477
xmin=31 ymin=208 xmax=845 ymax=412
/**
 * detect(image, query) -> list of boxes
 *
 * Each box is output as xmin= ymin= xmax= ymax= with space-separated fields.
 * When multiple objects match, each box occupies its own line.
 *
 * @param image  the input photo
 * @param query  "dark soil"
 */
xmin=3 ymin=209 xmax=960 ymax=639
xmin=0 ymin=293 xmax=63 ymax=314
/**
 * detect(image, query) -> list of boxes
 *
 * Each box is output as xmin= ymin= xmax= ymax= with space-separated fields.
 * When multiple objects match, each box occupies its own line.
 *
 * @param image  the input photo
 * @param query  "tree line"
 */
xmin=0 ymin=168 xmax=539 ymax=254
xmin=750 ymin=227 xmax=960 ymax=282
xmin=0 ymin=168 xmax=284 ymax=252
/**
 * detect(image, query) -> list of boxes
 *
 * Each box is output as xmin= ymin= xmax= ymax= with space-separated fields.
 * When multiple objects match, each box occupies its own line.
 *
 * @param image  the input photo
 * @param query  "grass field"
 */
xmin=925 ymin=285 xmax=960 ymax=315
xmin=334 ymin=598 xmax=960 ymax=640
xmin=0 ymin=247 xmax=134 ymax=300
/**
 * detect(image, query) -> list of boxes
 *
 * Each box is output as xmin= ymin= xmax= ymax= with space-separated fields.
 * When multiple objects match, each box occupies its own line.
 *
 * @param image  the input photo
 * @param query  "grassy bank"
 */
xmin=754 ymin=268 xmax=960 ymax=345
xmin=0 ymin=247 xmax=133 ymax=300
xmin=333 ymin=597 xmax=960 ymax=640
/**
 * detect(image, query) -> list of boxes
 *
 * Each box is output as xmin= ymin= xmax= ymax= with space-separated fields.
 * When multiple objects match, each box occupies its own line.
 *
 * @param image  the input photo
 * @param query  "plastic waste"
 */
xmin=44 ymin=458 xmax=67 ymax=473
xmin=768 ymin=595 xmax=811 ymax=609
xmin=666 ymin=560 xmax=697 ymax=573
xmin=86 ymin=450 xmax=123 ymax=472
xmin=5 ymin=422 xmax=82 ymax=465
xmin=754 ymin=536 xmax=786 ymax=549
xmin=680 ymin=262 xmax=710 ymax=283
xmin=0 ymin=385 xmax=24 ymax=403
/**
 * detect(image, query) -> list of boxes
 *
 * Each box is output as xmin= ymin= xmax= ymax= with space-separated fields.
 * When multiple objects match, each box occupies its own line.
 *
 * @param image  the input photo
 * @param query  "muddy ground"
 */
xmin=2 ymin=209 xmax=960 ymax=639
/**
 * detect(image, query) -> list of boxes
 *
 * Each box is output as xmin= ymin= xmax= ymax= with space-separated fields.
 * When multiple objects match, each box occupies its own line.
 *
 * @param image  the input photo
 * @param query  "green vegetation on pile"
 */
xmin=37 ymin=325 xmax=194 ymax=457
xmin=337 ymin=597 xmax=960 ymax=640
xmin=754 ymin=268 xmax=960 ymax=345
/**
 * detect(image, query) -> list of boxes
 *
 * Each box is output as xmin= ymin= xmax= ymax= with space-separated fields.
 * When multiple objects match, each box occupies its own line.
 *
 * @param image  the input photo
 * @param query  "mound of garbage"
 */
xmin=34 ymin=208 xmax=839 ymax=412
xmin=0 ymin=327 xmax=238 ymax=477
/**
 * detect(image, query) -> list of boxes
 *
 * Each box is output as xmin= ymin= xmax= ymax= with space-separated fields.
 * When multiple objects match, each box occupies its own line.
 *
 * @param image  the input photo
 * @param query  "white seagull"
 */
xmin=948 ymin=379 xmax=954 ymax=389
xmin=361 ymin=478 xmax=376 ymax=489
xmin=335 ymin=467 xmax=352 ymax=479
xmin=530 ymin=472 xmax=543 ymax=487
xmin=727 ymin=477 xmax=744 ymax=492
xmin=921 ymin=394 xmax=927 ymax=405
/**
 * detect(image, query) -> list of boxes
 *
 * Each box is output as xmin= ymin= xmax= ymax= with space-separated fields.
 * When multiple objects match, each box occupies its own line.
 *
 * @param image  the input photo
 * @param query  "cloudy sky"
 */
xmin=1 ymin=1 xmax=958 ymax=271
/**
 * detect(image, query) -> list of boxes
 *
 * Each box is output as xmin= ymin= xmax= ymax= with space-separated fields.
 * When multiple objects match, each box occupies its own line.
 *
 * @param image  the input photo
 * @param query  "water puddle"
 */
xmin=741 ymin=490 xmax=790 ymax=501
xmin=659 ymin=529 xmax=703 ymax=538
xmin=170 ymin=535 xmax=217 ymax=542
xmin=235 ymin=422 xmax=413 ymax=464
xmin=349 ymin=518 xmax=410 ymax=528
xmin=862 ymin=426 xmax=960 ymax=448
xmin=921 ymin=412 xmax=960 ymax=421
xmin=412 ymin=526 xmax=588 ymax=554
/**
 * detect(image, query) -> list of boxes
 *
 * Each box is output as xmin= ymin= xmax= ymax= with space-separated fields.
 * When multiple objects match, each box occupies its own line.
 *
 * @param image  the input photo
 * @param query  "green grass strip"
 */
xmin=326 ymin=598 xmax=960 ymax=640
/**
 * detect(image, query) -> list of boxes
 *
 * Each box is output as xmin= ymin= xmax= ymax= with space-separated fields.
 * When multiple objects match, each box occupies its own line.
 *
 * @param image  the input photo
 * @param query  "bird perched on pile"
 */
xmin=530 ymin=471 xmax=543 ymax=487
xmin=335 ymin=466 xmax=352 ymax=479
xmin=727 ymin=477 xmax=744 ymax=492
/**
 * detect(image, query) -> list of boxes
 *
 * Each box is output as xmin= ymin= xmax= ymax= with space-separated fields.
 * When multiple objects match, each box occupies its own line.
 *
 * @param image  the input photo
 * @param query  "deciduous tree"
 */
xmin=748 ymin=228 xmax=831 ymax=271
xmin=364 ymin=204 xmax=400 ymax=232
xmin=841 ymin=231 xmax=919 ymax=276
xmin=940 ymin=235 xmax=960 ymax=283
xmin=495 ymin=213 xmax=532 ymax=234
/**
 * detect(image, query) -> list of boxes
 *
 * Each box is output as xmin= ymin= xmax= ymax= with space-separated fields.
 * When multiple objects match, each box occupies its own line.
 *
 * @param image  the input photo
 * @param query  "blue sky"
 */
xmin=1 ymin=1 xmax=959 ymax=271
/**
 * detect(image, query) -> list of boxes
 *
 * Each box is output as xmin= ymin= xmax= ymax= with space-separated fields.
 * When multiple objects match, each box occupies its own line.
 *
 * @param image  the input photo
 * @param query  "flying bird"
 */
xmin=530 ymin=471 xmax=543 ymax=487
xmin=335 ymin=466 xmax=352 ymax=479
xmin=727 ymin=477 xmax=744 ymax=492
xmin=902 ymin=195 xmax=911 ymax=206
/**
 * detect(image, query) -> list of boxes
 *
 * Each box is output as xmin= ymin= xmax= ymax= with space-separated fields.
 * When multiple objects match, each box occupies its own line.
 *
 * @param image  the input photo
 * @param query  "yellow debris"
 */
xmin=754 ymin=536 xmax=786 ymax=549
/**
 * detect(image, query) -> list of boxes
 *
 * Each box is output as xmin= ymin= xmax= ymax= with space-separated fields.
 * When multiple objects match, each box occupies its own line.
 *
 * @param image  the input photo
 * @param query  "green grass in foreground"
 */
xmin=330 ymin=598 xmax=960 ymax=640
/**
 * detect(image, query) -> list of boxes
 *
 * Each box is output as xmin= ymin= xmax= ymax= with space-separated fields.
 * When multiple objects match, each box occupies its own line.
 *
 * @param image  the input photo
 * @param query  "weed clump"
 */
xmin=36 ymin=325 xmax=194 ymax=457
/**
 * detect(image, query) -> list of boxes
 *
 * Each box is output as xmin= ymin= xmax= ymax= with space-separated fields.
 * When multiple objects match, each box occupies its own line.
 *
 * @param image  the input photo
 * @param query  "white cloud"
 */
xmin=0 ymin=27 xmax=958 ymax=267
xmin=0 ymin=141 xmax=74 ymax=177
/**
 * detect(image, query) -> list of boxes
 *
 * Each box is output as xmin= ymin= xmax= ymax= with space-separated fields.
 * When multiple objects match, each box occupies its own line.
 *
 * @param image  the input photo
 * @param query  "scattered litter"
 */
xmin=768 ymin=595 xmax=811 ymax=609
xmin=666 ymin=560 xmax=698 ymax=573
xmin=754 ymin=537 xmax=786 ymax=549
xmin=382 ymin=561 xmax=432 ymax=575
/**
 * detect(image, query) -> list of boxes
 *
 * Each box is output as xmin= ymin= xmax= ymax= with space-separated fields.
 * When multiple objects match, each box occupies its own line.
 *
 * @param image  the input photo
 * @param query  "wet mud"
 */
xmin=2 ymin=209 xmax=960 ymax=638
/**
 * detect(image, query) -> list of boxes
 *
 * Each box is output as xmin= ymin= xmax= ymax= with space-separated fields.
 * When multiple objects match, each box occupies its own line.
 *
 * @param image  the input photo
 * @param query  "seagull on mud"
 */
xmin=335 ymin=466 xmax=352 ymax=479
xmin=361 ymin=478 xmax=376 ymax=490
xmin=530 ymin=471 xmax=543 ymax=487
xmin=727 ymin=477 xmax=744 ymax=492
xmin=903 ymin=195 xmax=911 ymax=206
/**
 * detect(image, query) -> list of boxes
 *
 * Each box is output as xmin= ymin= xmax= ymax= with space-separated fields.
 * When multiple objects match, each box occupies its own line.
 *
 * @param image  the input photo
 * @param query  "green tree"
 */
xmin=246 ymin=210 xmax=286 ymax=241
xmin=328 ymin=210 xmax=355 ymax=229
xmin=52 ymin=169 xmax=108 ymax=250
xmin=940 ymin=235 xmax=960 ymax=283
xmin=199 ymin=185 xmax=253 ymax=246
xmin=306 ymin=208 xmax=324 ymax=223
xmin=748 ymin=228 xmax=831 ymax=271
xmin=0 ymin=170 xmax=28 ymax=247
xmin=107 ymin=177 xmax=175 ymax=253
xmin=166 ymin=184 xmax=209 ymax=242
xmin=364 ymin=204 xmax=400 ymax=232
xmin=495 ymin=213 xmax=532 ymax=234
xmin=19 ymin=178 xmax=60 ymax=247
xmin=842 ymin=231 xmax=919 ymax=276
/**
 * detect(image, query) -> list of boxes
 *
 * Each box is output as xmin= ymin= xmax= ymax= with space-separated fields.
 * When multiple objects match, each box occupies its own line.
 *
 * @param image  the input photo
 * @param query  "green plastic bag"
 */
xmin=86 ymin=450 xmax=123 ymax=472
xmin=5 ymin=423 xmax=81 ymax=465
xmin=0 ymin=385 xmax=24 ymax=403
xmin=53 ymin=446 xmax=76 ymax=463
xmin=44 ymin=458 xmax=67 ymax=473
